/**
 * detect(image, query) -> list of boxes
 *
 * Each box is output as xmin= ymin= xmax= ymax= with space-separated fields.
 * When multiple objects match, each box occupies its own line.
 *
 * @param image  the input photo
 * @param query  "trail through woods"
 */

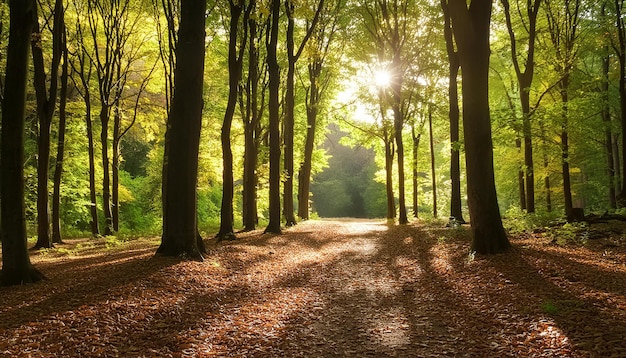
xmin=1 ymin=219 xmax=626 ymax=357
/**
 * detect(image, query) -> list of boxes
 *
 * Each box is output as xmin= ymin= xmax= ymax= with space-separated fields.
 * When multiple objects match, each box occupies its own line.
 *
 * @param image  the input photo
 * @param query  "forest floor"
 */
xmin=1 ymin=219 xmax=626 ymax=357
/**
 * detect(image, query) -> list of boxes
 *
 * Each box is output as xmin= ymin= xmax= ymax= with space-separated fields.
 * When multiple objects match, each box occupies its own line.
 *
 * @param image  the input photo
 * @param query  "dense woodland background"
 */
xmin=2 ymin=0 xmax=626 ymax=278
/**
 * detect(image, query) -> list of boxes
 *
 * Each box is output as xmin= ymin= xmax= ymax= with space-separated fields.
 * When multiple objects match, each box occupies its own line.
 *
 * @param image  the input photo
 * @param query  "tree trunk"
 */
xmin=441 ymin=0 xmax=465 ymax=223
xmin=112 ymin=103 xmax=121 ymax=232
xmin=393 ymin=87 xmax=407 ymax=224
xmin=86 ymin=94 xmax=100 ymax=236
xmin=52 ymin=26 xmax=68 ymax=244
xmin=218 ymin=0 xmax=248 ymax=240
xmin=1 ymin=0 xmax=45 ymax=286
xmin=411 ymin=126 xmax=420 ymax=218
xmin=501 ymin=0 xmax=541 ymax=213
xmin=242 ymin=1 xmax=261 ymax=231
xmin=616 ymin=0 xmax=626 ymax=203
xmin=614 ymin=133 xmax=622 ymax=194
xmin=539 ymin=121 xmax=552 ymax=212
xmin=283 ymin=2 xmax=297 ymax=226
xmin=602 ymin=49 xmax=617 ymax=208
xmin=448 ymin=0 xmax=509 ymax=254
xmin=157 ymin=0 xmax=206 ymax=260
xmin=561 ymin=88 xmax=574 ymax=219
xmin=31 ymin=0 xmax=63 ymax=249
xmin=384 ymin=124 xmax=396 ymax=220
xmin=100 ymin=106 xmax=114 ymax=235
xmin=516 ymin=138 xmax=527 ymax=210
xmin=428 ymin=107 xmax=437 ymax=218
xmin=298 ymin=61 xmax=321 ymax=220
xmin=265 ymin=0 xmax=282 ymax=234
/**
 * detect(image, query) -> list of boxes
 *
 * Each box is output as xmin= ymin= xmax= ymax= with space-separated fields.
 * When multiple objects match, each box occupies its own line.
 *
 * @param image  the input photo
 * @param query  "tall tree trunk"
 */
xmin=545 ymin=0 xmax=579 ymax=218
xmin=539 ymin=121 xmax=552 ymax=212
xmin=218 ymin=0 xmax=248 ymax=240
xmin=516 ymin=138 xmax=527 ymax=210
xmin=283 ymin=0 xmax=324 ymax=226
xmin=1 ymin=0 xmax=45 ymax=286
xmin=157 ymin=0 xmax=206 ymax=260
xmin=242 ymin=1 xmax=261 ymax=231
xmin=428 ymin=107 xmax=437 ymax=218
xmin=31 ymin=0 xmax=63 ymax=249
xmin=265 ymin=0 xmax=282 ymax=234
xmin=411 ymin=125 xmax=420 ymax=218
xmin=284 ymin=1 xmax=297 ymax=226
xmin=616 ymin=0 xmax=626 ymax=203
xmin=86 ymin=97 xmax=99 ymax=235
xmin=392 ymin=86 xmax=407 ymax=224
xmin=100 ymin=106 xmax=114 ymax=235
xmin=441 ymin=0 xmax=465 ymax=223
xmin=448 ymin=0 xmax=509 ymax=254
xmin=561 ymin=86 xmax=574 ymax=219
xmin=298 ymin=61 xmax=321 ymax=220
xmin=52 ymin=26 xmax=68 ymax=244
xmin=384 ymin=124 xmax=396 ymax=220
xmin=112 ymin=102 xmax=121 ymax=232
xmin=602 ymin=43 xmax=617 ymax=208
xmin=501 ymin=0 xmax=541 ymax=213
xmin=614 ymin=133 xmax=622 ymax=194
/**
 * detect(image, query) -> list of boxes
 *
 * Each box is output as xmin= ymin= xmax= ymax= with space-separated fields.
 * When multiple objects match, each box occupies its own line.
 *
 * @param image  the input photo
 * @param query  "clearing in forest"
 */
xmin=1 ymin=219 xmax=625 ymax=357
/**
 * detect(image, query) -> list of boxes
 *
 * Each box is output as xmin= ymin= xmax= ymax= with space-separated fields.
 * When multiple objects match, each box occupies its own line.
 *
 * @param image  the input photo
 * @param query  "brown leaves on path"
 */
xmin=1 ymin=219 xmax=625 ymax=357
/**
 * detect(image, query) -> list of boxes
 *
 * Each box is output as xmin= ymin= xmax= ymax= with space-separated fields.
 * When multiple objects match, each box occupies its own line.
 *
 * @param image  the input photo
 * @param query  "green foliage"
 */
xmin=545 ymin=222 xmax=589 ymax=246
xmin=502 ymin=206 xmax=561 ymax=236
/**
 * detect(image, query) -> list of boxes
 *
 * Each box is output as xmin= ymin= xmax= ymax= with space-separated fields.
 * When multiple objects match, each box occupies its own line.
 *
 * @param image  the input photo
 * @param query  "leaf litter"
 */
xmin=1 ymin=219 xmax=625 ymax=357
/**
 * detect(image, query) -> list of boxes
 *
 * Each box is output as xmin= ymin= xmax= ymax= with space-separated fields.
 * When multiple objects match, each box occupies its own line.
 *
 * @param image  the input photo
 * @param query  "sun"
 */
xmin=374 ymin=69 xmax=392 ymax=88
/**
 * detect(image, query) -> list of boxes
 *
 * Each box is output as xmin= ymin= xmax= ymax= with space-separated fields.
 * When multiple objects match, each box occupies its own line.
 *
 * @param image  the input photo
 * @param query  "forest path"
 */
xmin=1 ymin=219 xmax=626 ymax=357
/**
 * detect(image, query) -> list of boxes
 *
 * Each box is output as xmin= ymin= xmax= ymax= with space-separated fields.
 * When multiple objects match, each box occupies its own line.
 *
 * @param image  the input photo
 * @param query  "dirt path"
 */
xmin=1 ymin=219 xmax=625 ymax=357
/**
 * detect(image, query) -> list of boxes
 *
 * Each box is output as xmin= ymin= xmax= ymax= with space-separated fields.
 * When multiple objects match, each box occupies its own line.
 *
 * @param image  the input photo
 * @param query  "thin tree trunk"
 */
xmin=614 ymin=133 xmax=622 ymax=194
xmin=52 ymin=26 xmax=68 ymax=244
xmin=428 ymin=107 xmax=437 ymax=218
xmin=411 ymin=125 xmax=420 ymax=218
xmin=31 ymin=0 xmax=63 ymax=249
xmin=602 ymin=46 xmax=617 ymax=208
xmin=516 ymin=138 xmax=527 ymax=210
xmin=265 ymin=0 xmax=282 ymax=234
xmin=561 ymin=90 xmax=574 ymax=219
xmin=283 ymin=0 xmax=324 ymax=226
xmin=242 ymin=1 xmax=260 ymax=231
xmin=441 ymin=0 xmax=465 ymax=223
xmin=384 ymin=124 xmax=395 ymax=220
xmin=298 ymin=61 xmax=321 ymax=220
xmin=218 ymin=0 xmax=248 ymax=240
xmin=100 ymin=106 xmax=114 ymax=235
xmin=501 ymin=0 xmax=541 ymax=213
xmin=616 ymin=0 xmax=626 ymax=203
xmin=112 ymin=103 xmax=121 ymax=232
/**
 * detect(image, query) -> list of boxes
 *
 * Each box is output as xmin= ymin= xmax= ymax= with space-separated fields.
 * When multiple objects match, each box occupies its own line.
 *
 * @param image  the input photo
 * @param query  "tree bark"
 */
xmin=501 ymin=0 xmax=541 ymax=213
xmin=31 ymin=0 xmax=64 ymax=249
xmin=283 ymin=0 xmax=324 ymax=226
xmin=157 ymin=0 xmax=206 ymax=260
xmin=1 ymin=0 xmax=45 ymax=286
xmin=602 ymin=35 xmax=617 ymax=208
xmin=615 ymin=0 xmax=626 ymax=204
xmin=411 ymin=125 xmax=420 ymax=218
xmin=428 ymin=107 xmax=437 ymax=218
xmin=448 ymin=0 xmax=509 ymax=254
xmin=298 ymin=61 xmax=321 ymax=220
xmin=219 ymin=0 xmax=249 ymax=240
xmin=265 ymin=0 xmax=282 ymax=234
xmin=52 ymin=25 xmax=68 ymax=244
xmin=242 ymin=1 xmax=263 ymax=231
